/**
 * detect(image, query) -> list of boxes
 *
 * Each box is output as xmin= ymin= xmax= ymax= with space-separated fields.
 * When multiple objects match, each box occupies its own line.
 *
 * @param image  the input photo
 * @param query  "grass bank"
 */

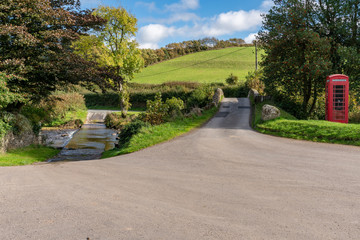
xmin=102 ymin=107 xmax=218 ymax=158
xmin=0 ymin=145 xmax=60 ymax=166
xmin=255 ymin=101 xmax=360 ymax=146
xmin=46 ymin=109 xmax=88 ymax=127
xmin=134 ymin=47 xmax=261 ymax=84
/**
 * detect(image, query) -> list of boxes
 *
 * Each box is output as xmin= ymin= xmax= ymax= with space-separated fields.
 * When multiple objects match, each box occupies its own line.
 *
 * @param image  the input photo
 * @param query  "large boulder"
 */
xmin=247 ymin=88 xmax=259 ymax=99
xmin=212 ymin=88 xmax=224 ymax=107
xmin=261 ymin=104 xmax=280 ymax=121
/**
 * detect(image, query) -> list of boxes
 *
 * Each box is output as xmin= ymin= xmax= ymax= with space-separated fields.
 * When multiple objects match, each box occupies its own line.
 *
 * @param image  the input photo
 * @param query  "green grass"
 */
xmin=134 ymin=47 xmax=261 ymax=84
xmin=45 ymin=109 xmax=88 ymax=127
xmin=0 ymin=145 xmax=60 ymax=166
xmin=102 ymin=107 xmax=218 ymax=158
xmin=254 ymin=101 xmax=360 ymax=146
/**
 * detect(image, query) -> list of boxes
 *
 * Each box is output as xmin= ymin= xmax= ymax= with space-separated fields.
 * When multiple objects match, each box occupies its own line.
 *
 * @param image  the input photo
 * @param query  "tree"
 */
xmin=258 ymin=0 xmax=332 ymax=118
xmin=0 ymin=0 xmax=106 ymax=108
xmin=74 ymin=6 xmax=144 ymax=115
xmin=313 ymin=0 xmax=350 ymax=71
xmin=0 ymin=72 xmax=25 ymax=110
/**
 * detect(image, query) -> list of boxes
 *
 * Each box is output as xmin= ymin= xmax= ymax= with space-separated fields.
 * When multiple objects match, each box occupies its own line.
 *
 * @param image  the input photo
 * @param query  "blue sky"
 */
xmin=80 ymin=0 xmax=273 ymax=49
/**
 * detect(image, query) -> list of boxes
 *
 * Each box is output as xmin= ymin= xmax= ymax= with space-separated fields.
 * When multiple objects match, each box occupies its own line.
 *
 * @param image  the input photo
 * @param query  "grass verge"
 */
xmin=102 ymin=107 xmax=218 ymax=158
xmin=255 ymin=101 xmax=360 ymax=146
xmin=0 ymin=145 xmax=60 ymax=166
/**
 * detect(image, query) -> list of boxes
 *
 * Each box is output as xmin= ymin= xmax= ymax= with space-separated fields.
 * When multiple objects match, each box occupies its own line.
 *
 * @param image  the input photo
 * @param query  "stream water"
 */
xmin=47 ymin=111 xmax=118 ymax=162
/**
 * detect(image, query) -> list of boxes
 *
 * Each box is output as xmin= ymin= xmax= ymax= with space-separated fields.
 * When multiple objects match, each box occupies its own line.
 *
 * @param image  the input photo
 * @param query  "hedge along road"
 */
xmin=1 ymin=98 xmax=360 ymax=240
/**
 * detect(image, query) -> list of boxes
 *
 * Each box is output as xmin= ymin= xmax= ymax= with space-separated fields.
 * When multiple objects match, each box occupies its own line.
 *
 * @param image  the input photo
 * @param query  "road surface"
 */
xmin=1 ymin=98 xmax=360 ymax=239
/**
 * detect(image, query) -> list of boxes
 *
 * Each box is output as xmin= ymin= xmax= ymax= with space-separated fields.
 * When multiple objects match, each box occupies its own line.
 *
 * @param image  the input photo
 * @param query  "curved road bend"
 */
xmin=1 ymin=98 xmax=360 ymax=239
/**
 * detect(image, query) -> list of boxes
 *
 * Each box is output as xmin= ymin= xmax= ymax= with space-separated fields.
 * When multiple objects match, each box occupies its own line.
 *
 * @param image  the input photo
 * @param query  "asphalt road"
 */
xmin=1 ymin=98 xmax=360 ymax=240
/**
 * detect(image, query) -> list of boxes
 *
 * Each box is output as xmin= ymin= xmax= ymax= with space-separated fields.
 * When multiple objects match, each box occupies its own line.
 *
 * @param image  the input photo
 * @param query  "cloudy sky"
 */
xmin=80 ymin=0 xmax=273 ymax=49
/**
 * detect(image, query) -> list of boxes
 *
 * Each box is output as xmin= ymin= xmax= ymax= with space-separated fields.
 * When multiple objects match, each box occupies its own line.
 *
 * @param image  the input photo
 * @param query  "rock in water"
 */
xmin=261 ymin=104 xmax=280 ymax=121
xmin=212 ymin=88 xmax=224 ymax=107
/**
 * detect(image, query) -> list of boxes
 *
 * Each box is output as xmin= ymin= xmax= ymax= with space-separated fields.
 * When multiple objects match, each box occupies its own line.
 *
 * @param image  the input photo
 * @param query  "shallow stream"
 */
xmin=47 ymin=111 xmax=118 ymax=162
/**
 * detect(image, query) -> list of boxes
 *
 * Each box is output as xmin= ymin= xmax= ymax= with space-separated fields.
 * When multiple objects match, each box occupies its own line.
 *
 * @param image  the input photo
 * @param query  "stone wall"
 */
xmin=0 ymin=131 xmax=39 ymax=153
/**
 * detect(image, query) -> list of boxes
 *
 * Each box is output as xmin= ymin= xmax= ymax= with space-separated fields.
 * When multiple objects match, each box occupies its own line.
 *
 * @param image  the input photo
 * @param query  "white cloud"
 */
xmin=138 ymin=24 xmax=176 ymax=49
xmin=139 ymin=42 xmax=160 ymax=49
xmin=261 ymin=0 xmax=274 ymax=10
xmin=203 ymin=10 xmax=263 ymax=36
xmin=137 ymin=1 xmax=269 ymax=49
xmin=165 ymin=0 xmax=200 ymax=12
xmin=245 ymin=33 xmax=258 ymax=43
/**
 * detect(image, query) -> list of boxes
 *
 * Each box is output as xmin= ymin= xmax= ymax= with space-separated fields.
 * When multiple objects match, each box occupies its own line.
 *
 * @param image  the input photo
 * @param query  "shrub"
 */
xmin=272 ymin=92 xmax=306 ymax=119
xmin=141 ymin=93 xmax=169 ymax=125
xmin=349 ymin=112 xmax=360 ymax=123
xmin=222 ymin=84 xmax=249 ymax=98
xmin=0 ymin=112 xmax=32 ymax=136
xmin=45 ymin=92 xmax=86 ymax=118
xmin=165 ymin=97 xmax=185 ymax=118
xmin=225 ymin=73 xmax=239 ymax=85
xmin=118 ymin=120 xmax=149 ymax=148
xmin=40 ymin=92 xmax=87 ymax=126
xmin=187 ymin=84 xmax=214 ymax=109
xmin=0 ymin=118 xmax=11 ymax=140
xmin=245 ymin=70 xmax=265 ymax=95
xmin=105 ymin=113 xmax=136 ymax=130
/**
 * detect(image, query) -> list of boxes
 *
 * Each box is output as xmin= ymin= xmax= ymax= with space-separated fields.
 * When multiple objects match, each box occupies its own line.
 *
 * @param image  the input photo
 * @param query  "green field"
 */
xmin=134 ymin=47 xmax=260 ymax=84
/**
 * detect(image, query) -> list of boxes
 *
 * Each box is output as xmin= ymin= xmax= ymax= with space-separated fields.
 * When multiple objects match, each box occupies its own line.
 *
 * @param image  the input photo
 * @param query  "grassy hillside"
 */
xmin=134 ymin=47 xmax=260 ymax=84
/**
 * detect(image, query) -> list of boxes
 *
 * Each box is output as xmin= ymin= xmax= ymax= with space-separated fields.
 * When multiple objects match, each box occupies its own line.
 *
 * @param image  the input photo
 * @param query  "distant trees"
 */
xmin=258 ymin=0 xmax=359 ymax=118
xmin=141 ymin=38 xmax=251 ymax=66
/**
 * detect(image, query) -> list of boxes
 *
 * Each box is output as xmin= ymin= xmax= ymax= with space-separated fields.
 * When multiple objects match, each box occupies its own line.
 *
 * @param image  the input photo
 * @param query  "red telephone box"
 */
xmin=326 ymin=74 xmax=349 ymax=123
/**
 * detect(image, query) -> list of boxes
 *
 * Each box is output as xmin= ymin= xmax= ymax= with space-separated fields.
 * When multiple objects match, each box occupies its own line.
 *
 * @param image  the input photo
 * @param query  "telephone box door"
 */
xmin=326 ymin=74 xmax=349 ymax=123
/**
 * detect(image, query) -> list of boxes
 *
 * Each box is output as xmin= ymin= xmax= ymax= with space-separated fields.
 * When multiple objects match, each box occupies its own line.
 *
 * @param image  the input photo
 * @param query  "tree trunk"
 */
xmin=308 ymin=84 xmax=318 ymax=116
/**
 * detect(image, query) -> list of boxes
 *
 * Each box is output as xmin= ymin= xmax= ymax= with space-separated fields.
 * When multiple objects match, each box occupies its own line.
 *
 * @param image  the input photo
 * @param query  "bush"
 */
xmin=187 ymin=84 xmax=214 ymax=109
xmin=105 ymin=113 xmax=136 ymax=130
xmin=225 ymin=73 xmax=239 ymax=85
xmin=23 ymin=92 xmax=87 ymax=127
xmin=0 ymin=118 xmax=11 ymax=140
xmin=0 ymin=112 xmax=32 ymax=136
xmin=118 ymin=120 xmax=149 ymax=148
xmin=44 ymin=92 xmax=86 ymax=120
xmin=349 ymin=112 xmax=360 ymax=123
xmin=140 ymin=93 xmax=169 ymax=125
xmin=272 ymin=92 xmax=306 ymax=119
xmin=139 ymin=93 xmax=186 ymax=125
xmin=222 ymin=84 xmax=249 ymax=98
xmin=165 ymin=97 xmax=184 ymax=118
xmin=245 ymin=70 xmax=265 ymax=95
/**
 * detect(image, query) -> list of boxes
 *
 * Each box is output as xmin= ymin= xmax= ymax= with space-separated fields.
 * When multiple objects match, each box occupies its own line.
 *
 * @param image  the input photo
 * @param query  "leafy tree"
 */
xmin=0 ymin=72 xmax=25 ymax=110
xmin=338 ymin=46 xmax=360 ymax=92
xmin=258 ymin=0 xmax=332 ymax=118
xmin=313 ymin=0 xmax=352 ymax=71
xmin=0 ymin=0 xmax=106 ymax=108
xmin=73 ymin=6 xmax=144 ymax=115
